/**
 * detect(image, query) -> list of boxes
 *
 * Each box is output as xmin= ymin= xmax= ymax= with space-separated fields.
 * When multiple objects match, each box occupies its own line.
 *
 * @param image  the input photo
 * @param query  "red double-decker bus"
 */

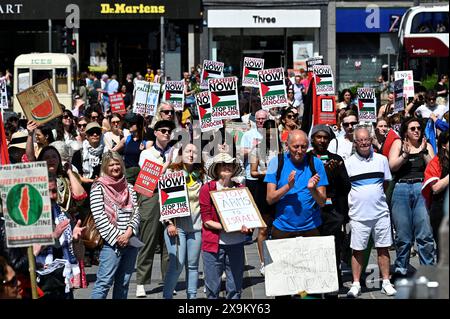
xmin=398 ymin=4 xmax=449 ymax=81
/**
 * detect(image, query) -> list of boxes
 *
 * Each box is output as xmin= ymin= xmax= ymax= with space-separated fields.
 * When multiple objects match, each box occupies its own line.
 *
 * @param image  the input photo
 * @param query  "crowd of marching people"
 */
xmin=0 ymin=65 xmax=448 ymax=300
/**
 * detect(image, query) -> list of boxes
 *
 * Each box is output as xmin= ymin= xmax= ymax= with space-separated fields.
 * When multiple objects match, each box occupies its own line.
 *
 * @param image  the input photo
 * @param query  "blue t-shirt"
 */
xmin=264 ymin=153 xmax=329 ymax=232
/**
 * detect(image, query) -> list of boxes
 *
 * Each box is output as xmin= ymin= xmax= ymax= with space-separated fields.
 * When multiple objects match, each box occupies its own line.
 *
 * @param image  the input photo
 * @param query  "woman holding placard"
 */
xmin=162 ymin=143 xmax=205 ymax=299
xmin=199 ymin=153 xmax=251 ymax=299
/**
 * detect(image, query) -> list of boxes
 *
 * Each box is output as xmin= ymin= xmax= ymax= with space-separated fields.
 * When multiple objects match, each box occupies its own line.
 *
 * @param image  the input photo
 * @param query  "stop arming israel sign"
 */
xmin=132 ymin=80 xmax=161 ymax=116
xmin=394 ymin=71 xmax=415 ymax=100
xmin=313 ymin=65 xmax=335 ymax=95
xmin=258 ymin=67 xmax=288 ymax=110
xmin=164 ymin=80 xmax=185 ymax=111
xmin=201 ymin=60 xmax=224 ymax=90
xmin=158 ymin=171 xmax=191 ymax=221
xmin=0 ymin=162 xmax=54 ymax=248
xmin=209 ymin=76 xmax=240 ymax=121
xmin=357 ymin=87 xmax=377 ymax=123
xmin=195 ymin=91 xmax=223 ymax=132
xmin=242 ymin=57 xmax=264 ymax=88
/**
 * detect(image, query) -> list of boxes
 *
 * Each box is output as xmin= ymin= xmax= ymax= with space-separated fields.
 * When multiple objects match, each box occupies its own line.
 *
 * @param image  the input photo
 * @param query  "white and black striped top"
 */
xmin=90 ymin=183 xmax=140 ymax=247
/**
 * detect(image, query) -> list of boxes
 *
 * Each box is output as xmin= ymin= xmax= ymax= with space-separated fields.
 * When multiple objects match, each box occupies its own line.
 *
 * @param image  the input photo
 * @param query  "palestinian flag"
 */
xmin=160 ymin=184 xmax=187 ymax=206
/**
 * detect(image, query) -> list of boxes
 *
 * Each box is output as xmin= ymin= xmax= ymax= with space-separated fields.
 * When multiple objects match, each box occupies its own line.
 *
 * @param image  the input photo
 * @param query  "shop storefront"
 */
xmin=200 ymin=0 xmax=329 ymax=77
xmin=0 ymin=0 xmax=202 ymax=81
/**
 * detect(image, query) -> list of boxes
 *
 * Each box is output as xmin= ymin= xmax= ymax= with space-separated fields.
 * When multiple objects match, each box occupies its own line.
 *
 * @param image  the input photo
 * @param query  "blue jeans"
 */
xmin=163 ymin=228 xmax=201 ymax=299
xmin=91 ymin=244 xmax=138 ymax=299
xmin=202 ymin=243 xmax=245 ymax=299
xmin=391 ymin=182 xmax=435 ymax=275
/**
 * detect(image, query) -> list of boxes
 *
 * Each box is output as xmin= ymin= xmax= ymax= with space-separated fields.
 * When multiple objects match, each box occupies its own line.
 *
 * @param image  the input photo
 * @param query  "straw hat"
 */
xmin=8 ymin=131 xmax=28 ymax=150
xmin=207 ymin=152 xmax=243 ymax=180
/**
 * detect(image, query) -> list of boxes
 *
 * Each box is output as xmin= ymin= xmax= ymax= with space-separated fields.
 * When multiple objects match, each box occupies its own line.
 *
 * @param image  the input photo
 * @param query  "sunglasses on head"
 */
xmin=409 ymin=126 xmax=421 ymax=132
xmin=343 ymin=121 xmax=358 ymax=128
xmin=1 ymin=275 xmax=17 ymax=287
xmin=77 ymin=123 xmax=87 ymax=128
xmin=157 ymin=128 xmax=172 ymax=134
xmin=160 ymin=110 xmax=174 ymax=115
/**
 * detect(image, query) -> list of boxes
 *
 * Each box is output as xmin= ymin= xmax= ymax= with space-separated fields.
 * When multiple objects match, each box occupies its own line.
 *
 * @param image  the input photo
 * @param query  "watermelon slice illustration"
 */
xmin=31 ymin=99 xmax=54 ymax=121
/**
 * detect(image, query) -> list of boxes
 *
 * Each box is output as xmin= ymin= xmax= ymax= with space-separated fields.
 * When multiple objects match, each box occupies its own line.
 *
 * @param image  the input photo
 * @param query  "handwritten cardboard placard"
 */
xmin=109 ymin=93 xmax=126 ymax=115
xmin=210 ymin=187 xmax=266 ymax=232
xmin=158 ymin=171 xmax=191 ymax=221
xmin=134 ymin=160 xmax=164 ymax=198
xmin=357 ymin=87 xmax=377 ymax=123
xmin=164 ymin=80 xmax=185 ymax=111
xmin=394 ymin=70 xmax=415 ymax=100
xmin=195 ymin=91 xmax=223 ymax=132
xmin=242 ymin=57 xmax=264 ymax=88
xmin=0 ymin=161 xmax=54 ymax=248
xmin=258 ymin=67 xmax=288 ymax=110
xmin=16 ymin=79 xmax=62 ymax=125
xmin=132 ymin=80 xmax=161 ymax=116
xmin=263 ymin=236 xmax=339 ymax=296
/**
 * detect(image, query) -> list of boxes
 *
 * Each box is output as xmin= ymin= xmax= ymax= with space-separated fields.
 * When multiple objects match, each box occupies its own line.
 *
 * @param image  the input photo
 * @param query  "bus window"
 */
xmin=32 ymin=69 xmax=52 ymax=86
xmin=55 ymin=68 xmax=69 ymax=94
xmin=17 ymin=68 xmax=30 ymax=92
xmin=412 ymin=12 xmax=449 ymax=33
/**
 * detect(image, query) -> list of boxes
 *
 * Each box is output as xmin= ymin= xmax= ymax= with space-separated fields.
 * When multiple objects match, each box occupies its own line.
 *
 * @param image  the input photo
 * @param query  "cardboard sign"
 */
xmin=132 ymin=80 xmax=161 ymax=116
xmin=195 ymin=91 xmax=223 ymax=132
xmin=209 ymin=76 xmax=240 ymax=121
xmin=201 ymin=60 xmax=224 ymax=90
xmin=109 ymin=93 xmax=126 ymax=115
xmin=16 ymin=79 xmax=62 ymax=125
xmin=313 ymin=65 xmax=335 ymax=95
xmin=164 ymin=80 xmax=185 ymax=111
xmin=306 ymin=56 xmax=323 ymax=72
xmin=0 ymin=79 xmax=8 ymax=109
xmin=0 ymin=161 xmax=54 ymax=248
xmin=134 ymin=160 xmax=164 ymax=198
xmin=357 ymin=87 xmax=377 ymax=123
xmin=158 ymin=171 xmax=191 ymax=221
xmin=394 ymin=71 xmax=415 ymax=99
xmin=263 ymin=236 xmax=339 ymax=296
xmin=394 ymin=79 xmax=405 ymax=113
xmin=258 ymin=67 xmax=288 ymax=110
xmin=242 ymin=57 xmax=264 ymax=88
xmin=314 ymin=96 xmax=336 ymax=125
xmin=210 ymin=187 xmax=266 ymax=232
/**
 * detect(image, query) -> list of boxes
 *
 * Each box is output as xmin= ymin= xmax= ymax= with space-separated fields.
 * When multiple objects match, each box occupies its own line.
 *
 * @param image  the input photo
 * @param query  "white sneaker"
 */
xmin=381 ymin=282 xmax=397 ymax=296
xmin=221 ymin=272 xmax=226 ymax=280
xmin=260 ymin=263 xmax=265 ymax=277
xmin=347 ymin=283 xmax=361 ymax=298
xmin=136 ymin=284 xmax=147 ymax=298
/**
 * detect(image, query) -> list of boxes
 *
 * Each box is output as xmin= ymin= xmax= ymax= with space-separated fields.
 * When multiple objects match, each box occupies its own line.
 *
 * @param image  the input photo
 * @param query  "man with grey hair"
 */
xmin=344 ymin=126 xmax=397 ymax=298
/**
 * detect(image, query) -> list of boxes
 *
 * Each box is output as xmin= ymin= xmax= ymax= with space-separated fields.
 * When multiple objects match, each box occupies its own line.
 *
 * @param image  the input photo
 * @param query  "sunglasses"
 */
xmin=91 ymin=116 xmax=99 ymax=120
xmin=160 ymin=110 xmax=174 ymax=115
xmin=287 ymin=114 xmax=298 ymax=120
xmin=1 ymin=275 xmax=18 ymax=287
xmin=343 ymin=121 xmax=358 ymax=128
xmin=88 ymin=130 xmax=101 ymax=136
xmin=157 ymin=128 xmax=172 ymax=134
xmin=111 ymin=120 xmax=120 ymax=125
xmin=63 ymin=115 xmax=72 ymax=119
xmin=77 ymin=123 xmax=87 ymax=128
xmin=409 ymin=126 xmax=421 ymax=132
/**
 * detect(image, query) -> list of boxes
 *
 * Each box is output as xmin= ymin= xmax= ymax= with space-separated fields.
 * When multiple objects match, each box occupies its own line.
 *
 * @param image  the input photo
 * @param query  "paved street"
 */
xmin=74 ymin=236 xmax=420 ymax=299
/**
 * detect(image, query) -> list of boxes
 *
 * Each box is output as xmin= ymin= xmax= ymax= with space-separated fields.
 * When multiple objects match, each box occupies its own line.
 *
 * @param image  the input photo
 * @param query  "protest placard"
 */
xmin=164 ymin=80 xmax=185 ymax=111
xmin=224 ymin=121 xmax=249 ymax=149
xmin=195 ymin=91 xmax=223 ymax=132
xmin=158 ymin=171 xmax=191 ymax=221
xmin=109 ymin=93 xmax=126 ymax=115
xmin=313 ymin=65 xmax=335 ymax=95
xmin=293 ymin=41 xmax=313 ymax=71
xmin=258 ymin=67 xmax=288 ymax=110
xmin=306 ymin=56 xmax=323 ymax=72
xmin=209 ymin=76 xmax=240 ymax=121
xmin=134 ymin=160 xmax=164 ymax=197
xmin=394 ymin=79 xmax=405 ymax=113
xmin=394 ymin=71 xmax=415 ymax=99
xmin=242 ymin=57 xmax=264 ymax=88
xmin=132 ymin=80 xmax=161 ymax=116
xmin=0 ymin=161 xmax=54 ymax=248
xmin=357 ymin=87 xmax=377 ymax=123
xmin=263 ymin=236 xmax=339 ymax=296
xmin=314 ymin=96 xmax=336 ymax=125
xmin=201 ymin=60 xmax=224 ymax=90
xmin=16 ymin=79 xmax=62 ymax=125
xmin=0 ymin=79 xmax=8 ymax=109
xmin=210 ymin=187 xmax=266 ymax=232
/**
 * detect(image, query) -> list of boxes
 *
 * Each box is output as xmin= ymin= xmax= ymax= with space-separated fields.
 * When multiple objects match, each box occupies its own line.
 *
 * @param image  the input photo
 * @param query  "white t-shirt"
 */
xmin=328 ymin=135 xmax=354 ymax=160
xmin=240 ymin=128 xmax=263 ymax=180
xmin=415 ymin=103 xmax=448 ymax=119
xmin=345 ymin=151 xmax=392 ymax=221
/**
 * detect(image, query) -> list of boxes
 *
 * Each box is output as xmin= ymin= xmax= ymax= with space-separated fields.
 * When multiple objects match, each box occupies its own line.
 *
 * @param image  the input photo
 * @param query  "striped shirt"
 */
xmin=90 ymin=183 xmax=140 ymax=247
xmin=345 ymin=151 xmax=392 ymax=221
